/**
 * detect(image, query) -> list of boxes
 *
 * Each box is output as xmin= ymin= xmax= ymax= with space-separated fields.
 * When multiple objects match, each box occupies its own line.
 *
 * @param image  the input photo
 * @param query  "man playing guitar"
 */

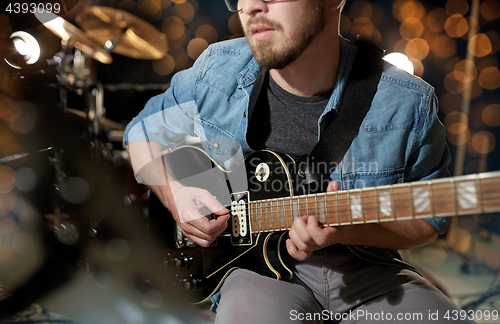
xmin=125 ymin=0 xmax=473 ymax=322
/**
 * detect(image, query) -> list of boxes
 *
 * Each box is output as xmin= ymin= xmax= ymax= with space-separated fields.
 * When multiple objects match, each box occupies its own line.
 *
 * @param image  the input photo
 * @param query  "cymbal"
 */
xmin=76 ymin=6 xmax=168 ymax=60
xmin=34 ymin=11 xmax=113 ymax=64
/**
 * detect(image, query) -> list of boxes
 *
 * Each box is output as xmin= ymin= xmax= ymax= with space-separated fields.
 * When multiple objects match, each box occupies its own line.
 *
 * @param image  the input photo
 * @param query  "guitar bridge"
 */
xmin=230 ymin=191 xmax=252 ymax=246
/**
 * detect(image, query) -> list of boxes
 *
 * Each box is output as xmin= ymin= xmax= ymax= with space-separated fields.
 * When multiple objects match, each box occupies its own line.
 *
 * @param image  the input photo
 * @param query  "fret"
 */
xmin=292 ymin=196 xmax=299 ymax=221
xmin=280 ymin=198 xmax=285 ymax=229
xmin=254 ymin=201 xmax=258 ymax=232
xmin=273 ymin=199 xmax=278 ymax=231
xmin=314 ymin=195 xmax=318 ymax=221
xmin=362 ymin=188 xmax=377 ymax=223
xmin=349 ymin=191 xmax=363 ymax=224
xmin=324 ymin=193 xmax=329 ymax=226
xmin=289 ymin=197 xmax=293 ymax=228
xmin=265 ymin=200 xmax=270 ymax=232
xmin=259 ymin=200 xmax=263 ymax=232
xmin=250 ymin=202 xmax=255 ymax=233
xmin=306 ymin=195 xmax=309 ymax=217
xmin=408 ymin=183 xmax=415 ymax=220
xmin=270 ymin=199 xmax=275 ymax=231
xmin=391 ymin=185 xmax=397 ymax=220
xmin=316 ymin=194 xmax=326 ymax=225
xmin=335 ymin=192 xmax=341 ymax=225
xmin=428 ymin=181 xmax=436 ymax=218
xmin=273 ymin=199 xmax=281 ymax=231
xmin=480 ymin=175 xmax=500 ymax=211
xmin=431 ymin=180 xmax=456 ymax=216
xmin=393 ymin=185 xmax=412 ymax=219
xmin=377 ymin=187 xmax=394 ymax=221
xmin=274 ymin=199 xmax=278 ymax=230
xmin=271 ymin=198 xmax=280 ymax=230
xmin=411 ymin=182 xmax=432 ymax=217
xmin=347 ymin=191 xmax=352 ymax=224
xmin=375 ymin=187 xmax=380 ymax=222
xmin=361 ymin=189 xmax=366 ymax=223
xmin=476 ymin=174 xmax=485 ymax=214
xmin=456 ymin=179 xmax=480 ymax=213
xmin=450 ymin=178 xmax=459 ymax=216
xmin=280 ymin=198 xmax=285 ymax=230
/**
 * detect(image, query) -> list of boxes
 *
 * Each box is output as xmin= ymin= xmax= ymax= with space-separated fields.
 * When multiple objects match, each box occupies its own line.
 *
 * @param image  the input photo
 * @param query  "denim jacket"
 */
xmin=124 ymin=36 xmax=450 ymax=234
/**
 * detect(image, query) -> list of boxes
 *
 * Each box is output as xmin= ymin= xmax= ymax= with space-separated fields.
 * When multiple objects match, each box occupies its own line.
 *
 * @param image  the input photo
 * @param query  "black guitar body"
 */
xmin=148 ymin=147 xmax=297 ymax=304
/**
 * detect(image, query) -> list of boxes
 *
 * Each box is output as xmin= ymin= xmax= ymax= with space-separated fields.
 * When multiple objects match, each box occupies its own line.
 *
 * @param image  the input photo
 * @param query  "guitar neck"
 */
xmin=248 ymin=171 xmax=500 ymax=233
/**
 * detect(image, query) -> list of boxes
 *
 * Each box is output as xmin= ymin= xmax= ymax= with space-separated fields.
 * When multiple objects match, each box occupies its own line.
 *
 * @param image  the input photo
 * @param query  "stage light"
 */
xmin=383 ymin=52 xmax=414 ymax=75
xmin=8 ymin=31 xmax=41 ymax=66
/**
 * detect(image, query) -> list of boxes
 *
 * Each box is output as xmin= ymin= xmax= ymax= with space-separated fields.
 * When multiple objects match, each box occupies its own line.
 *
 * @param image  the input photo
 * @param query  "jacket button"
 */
xmin=243 ymin=112 xmax=247 ymax=118
xmin=213 ymin=142 xmax=219 ymax=149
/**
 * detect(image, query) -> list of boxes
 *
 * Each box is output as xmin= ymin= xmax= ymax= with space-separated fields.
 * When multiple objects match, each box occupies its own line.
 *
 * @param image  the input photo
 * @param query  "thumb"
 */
xmin=198 ymin=190 xmax=229 ymax=216
xmin=326 ymin=181 xmax=340 ymax=192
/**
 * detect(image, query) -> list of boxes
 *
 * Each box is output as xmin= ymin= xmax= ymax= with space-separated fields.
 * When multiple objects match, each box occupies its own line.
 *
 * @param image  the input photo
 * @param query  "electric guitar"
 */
xmin=148 ymin=146 xmax=500 ymax=304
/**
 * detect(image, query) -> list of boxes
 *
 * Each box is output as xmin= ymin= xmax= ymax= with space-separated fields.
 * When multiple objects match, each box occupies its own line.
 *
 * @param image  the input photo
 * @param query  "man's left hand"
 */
xmin=286 ymin=181 xmax=341 ymax=261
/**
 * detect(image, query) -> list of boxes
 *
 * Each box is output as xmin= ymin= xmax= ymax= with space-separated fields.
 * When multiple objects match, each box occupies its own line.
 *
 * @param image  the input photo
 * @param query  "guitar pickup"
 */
xmin=230 ymin=191 xmax=252 ymax=246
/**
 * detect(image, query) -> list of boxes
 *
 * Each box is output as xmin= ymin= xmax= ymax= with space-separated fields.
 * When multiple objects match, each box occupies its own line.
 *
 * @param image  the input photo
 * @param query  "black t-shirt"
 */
xmin=247 ymin=72 xmax=332 ymax=159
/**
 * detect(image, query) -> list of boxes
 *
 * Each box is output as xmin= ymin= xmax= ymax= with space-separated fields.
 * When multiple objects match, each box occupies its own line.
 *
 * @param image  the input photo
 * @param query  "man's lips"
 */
xmin=250 ymin=25 xmax=275 ymax=41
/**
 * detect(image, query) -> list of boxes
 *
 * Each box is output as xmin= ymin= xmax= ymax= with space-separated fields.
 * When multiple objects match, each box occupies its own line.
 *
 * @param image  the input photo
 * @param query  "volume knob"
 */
xmin=184 ymin=277 xmax=202 ymax=291
xmin=174 ymin=255 xmax=193 ymax=268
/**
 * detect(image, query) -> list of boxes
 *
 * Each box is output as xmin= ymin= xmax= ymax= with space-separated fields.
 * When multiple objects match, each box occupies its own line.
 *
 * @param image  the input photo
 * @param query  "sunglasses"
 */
xmin=224 ymin=0 xmax=276 ymax=13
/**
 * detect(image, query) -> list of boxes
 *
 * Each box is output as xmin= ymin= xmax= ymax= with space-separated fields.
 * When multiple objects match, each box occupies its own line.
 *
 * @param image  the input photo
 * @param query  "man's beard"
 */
xmin=244 ymin=2 xmax=326 ymax=70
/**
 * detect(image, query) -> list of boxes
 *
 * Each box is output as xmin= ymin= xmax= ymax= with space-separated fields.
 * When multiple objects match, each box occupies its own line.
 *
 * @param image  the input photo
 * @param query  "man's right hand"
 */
xmin=166 ymin=184 xmax=229 ymax=247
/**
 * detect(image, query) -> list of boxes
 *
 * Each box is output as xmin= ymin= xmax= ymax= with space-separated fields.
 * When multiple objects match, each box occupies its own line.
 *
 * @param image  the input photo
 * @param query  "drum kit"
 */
xmin=0 ymin=7 xmax=171 ymax=319
xmin=32 ymin=5 xmax=169 ymax=200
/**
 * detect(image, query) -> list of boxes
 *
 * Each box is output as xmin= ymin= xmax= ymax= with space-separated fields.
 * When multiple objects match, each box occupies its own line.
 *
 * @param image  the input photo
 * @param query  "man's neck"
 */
xmin=270 ymin=33 xmax=341 ymax=97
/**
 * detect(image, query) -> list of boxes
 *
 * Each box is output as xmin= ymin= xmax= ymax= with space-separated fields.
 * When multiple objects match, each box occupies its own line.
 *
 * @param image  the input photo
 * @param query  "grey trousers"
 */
xmin=214 ymin=245 xmax=473 ymax=323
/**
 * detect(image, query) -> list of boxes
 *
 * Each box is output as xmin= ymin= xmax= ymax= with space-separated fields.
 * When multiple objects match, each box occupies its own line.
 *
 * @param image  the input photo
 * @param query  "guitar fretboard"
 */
xmin=248 ymin=171 xmax=500 ymax=233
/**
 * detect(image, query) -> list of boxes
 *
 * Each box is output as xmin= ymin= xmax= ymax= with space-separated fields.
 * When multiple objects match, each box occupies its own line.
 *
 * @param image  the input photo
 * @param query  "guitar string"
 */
xmin=223 ymin=181 xmax=499 ymax=230
xmin=228 ymin=187 xmax=500 ymax=210
xmin=238 ymin=190 xmax=500 ymax=230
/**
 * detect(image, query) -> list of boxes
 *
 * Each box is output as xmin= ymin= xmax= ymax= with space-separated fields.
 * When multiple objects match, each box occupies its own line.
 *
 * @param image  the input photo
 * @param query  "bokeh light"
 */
xmin=482 ymin=104 xmax=500 ymax=127
xmin=444 ymin=71 xmax=466 ymax=94
xmin=444 ymin=14 xmax=469 ymax=38
xmin=447 ymin=228 xmax=472 ymax=252
xmin=163 ymin=16 xmax=185 ymax=40
xmin=187 ymin=37 xmax=208 ymax=60
xmin=195 ymin=24 xmax=218 ymax=44
xmin=139 ymin=0 xmax=162 ymax=16
xmin=405 ymin=38 xmax=429 ymax=60
xmin=393 ymin=0 xmax=426 ymax=21
xmin=468 ymin=33 xmax=492 ymax=58
xmin=422 ymin=245 xmax=448 ymax=267
xmin=480 ymin=0 xmax=500 ymax=20
xmin=478 ymin=67 xmax=500 ymax=90
xmin=472 ymin=131 xmax=496 ymax=154
xmin=453 ymin=59 xmax=477 ymax=83
xmin=431 ymin=34 xmax=457 ymax=58
xmin=400 ymin=17 xmax=424 ymax=40
xmin=172 ymin=1 xmax=195 ymax=24
xmin=0 ymin=166 xmax=16 ymax=194
xmin=152 ymin=54 xmax=175 ymax=76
